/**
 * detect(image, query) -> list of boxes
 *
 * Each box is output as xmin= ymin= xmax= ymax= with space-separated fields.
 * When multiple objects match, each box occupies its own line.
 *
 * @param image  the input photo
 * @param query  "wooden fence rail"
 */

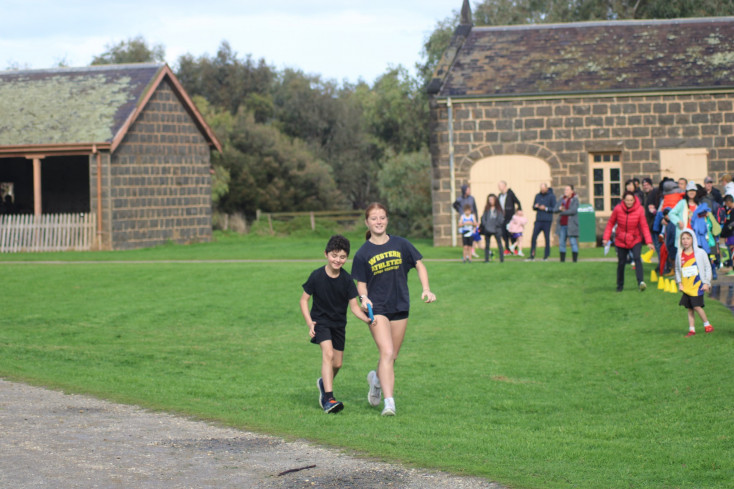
xmin=256 ymin=210 xmax=364 ymax=233
xmin=0 ymin=213 xmax=96 ymax=253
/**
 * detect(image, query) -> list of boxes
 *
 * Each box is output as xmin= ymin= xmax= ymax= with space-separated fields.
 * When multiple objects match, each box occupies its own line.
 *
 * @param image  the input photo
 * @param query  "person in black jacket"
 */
xmin=498 ymin=180 xmax=522 ymax=255
xmin=527 ymin=183 xmax=556 ymax=261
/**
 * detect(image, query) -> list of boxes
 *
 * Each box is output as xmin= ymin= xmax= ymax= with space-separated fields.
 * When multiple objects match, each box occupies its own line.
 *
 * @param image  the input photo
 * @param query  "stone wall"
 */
xmin=109 ymin=80 xmax=212 ymax=249
xmin=430 ymin=92 xmax=734 ymax=246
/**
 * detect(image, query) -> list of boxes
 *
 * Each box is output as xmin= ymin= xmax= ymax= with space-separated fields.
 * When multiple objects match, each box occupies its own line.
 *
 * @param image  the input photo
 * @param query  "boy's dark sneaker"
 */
xmin=323 ymin=397 xmax=344 ymax=414
xmin=317 ymin=378 xmax=325 ymax=408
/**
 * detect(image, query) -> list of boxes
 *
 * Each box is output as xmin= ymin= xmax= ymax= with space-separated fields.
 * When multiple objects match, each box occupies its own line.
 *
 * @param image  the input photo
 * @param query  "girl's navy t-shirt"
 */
xmin=351 ymin=235 xmax=422 ymax=315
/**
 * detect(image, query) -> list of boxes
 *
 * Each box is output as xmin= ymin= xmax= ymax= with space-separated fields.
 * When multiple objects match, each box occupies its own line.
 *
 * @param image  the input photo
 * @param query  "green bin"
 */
xmin=577 ymin=203 xmax=596 ymax=243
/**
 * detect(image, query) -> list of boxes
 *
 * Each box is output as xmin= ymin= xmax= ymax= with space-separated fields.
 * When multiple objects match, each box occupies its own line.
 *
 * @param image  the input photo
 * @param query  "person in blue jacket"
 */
xmin=527 ymin=183 xmax=556 ymax=261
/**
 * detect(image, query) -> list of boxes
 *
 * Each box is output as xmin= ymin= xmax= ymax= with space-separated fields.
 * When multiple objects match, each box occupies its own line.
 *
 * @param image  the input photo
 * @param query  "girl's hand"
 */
xmin=678 ymin=221 xmax=685 ymax=230
xmin=422 ymin=290 xmax=436 ymax=303
xmin=703 ymin=283 xmax=711 ymax=293
xmin=360 ymin=296 xmax=373 ymax=312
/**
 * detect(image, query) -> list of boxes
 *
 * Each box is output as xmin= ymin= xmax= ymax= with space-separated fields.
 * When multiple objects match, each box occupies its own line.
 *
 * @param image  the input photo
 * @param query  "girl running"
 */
xmin=351 ymin=203 xmax=436 ymax=416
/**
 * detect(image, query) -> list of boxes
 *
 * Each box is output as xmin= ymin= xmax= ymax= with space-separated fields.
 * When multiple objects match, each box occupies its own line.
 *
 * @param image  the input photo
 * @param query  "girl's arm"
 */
xmin=299 ymin=291 xmax=316 ymax=337
xmin=415 ymin=260 xmax=436 ymax=303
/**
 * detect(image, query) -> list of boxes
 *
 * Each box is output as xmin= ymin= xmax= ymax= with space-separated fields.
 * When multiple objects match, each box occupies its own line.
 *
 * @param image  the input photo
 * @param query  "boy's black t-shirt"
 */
xmin=351 ymin=235 xmax=422 ymax=315
xmin=302 ymin=267 xmax=358 ymax=328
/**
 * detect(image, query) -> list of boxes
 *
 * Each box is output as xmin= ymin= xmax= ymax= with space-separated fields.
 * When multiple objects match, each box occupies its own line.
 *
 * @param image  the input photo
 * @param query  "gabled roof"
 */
xmin=0 ymin=63 xmax=221 ymax=156
xmin=429 ymin=17 xmax=734 ymax=99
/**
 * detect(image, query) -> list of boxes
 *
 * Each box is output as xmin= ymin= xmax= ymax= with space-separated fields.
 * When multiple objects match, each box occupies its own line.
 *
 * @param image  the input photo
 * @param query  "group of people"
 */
xmin=455 ymin=181 xmax=526 ymax=263
xmin=609 ymin=174 xmax=734 ymax=336
xmin=454 ymin=181 xmax=581 ymax=263
xmin=453 ymin=174 xmax=734 ymax=337
xmin=299 ymin=203 xmax=436 ymax=415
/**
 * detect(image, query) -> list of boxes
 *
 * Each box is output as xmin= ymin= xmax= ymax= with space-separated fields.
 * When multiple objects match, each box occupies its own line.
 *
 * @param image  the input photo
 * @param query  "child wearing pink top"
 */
xmin=507 ymin=210 xmax=528 ymax=256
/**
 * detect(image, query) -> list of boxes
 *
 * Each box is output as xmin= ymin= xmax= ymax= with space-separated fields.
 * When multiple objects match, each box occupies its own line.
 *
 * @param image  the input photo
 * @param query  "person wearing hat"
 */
xmin=668 ymin=181 xmax=704 ymax=249
xmin=702 ymin=176 xmax=723 ymax=208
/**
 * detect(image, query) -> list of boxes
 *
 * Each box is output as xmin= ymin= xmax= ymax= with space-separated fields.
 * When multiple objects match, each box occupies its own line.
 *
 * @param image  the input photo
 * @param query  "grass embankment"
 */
xmin=0 ymin=231 xmax=731 ymax=489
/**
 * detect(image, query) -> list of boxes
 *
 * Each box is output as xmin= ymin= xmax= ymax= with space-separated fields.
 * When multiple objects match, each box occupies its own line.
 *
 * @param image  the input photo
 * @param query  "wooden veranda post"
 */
xmin=31 ymin=156 xmax=43 ymax=216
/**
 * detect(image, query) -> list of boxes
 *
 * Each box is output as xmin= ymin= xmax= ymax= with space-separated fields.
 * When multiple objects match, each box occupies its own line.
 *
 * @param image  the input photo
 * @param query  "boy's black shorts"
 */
xmin=311 ymin=324 xmax=346 ymax=351
xmin=462 ymin=236 xmax=474 ymax=246
xmin=679 ymin=293 xmax=705 ymax=309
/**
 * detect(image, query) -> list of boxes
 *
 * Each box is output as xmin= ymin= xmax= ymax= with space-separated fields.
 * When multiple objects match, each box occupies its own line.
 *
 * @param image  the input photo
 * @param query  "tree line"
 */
xmin=87 ymin=0 xmax=734 ymax=237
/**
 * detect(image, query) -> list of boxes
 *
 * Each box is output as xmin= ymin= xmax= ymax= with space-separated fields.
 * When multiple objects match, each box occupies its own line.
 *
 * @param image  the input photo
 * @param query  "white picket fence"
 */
xmin=0 ymin=213 xmax=96 ymax=253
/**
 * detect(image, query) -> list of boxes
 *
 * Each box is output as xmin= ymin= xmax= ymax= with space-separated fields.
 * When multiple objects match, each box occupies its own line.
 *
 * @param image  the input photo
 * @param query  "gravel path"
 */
xmin=0 ymin=379 xmax=504 ymax=489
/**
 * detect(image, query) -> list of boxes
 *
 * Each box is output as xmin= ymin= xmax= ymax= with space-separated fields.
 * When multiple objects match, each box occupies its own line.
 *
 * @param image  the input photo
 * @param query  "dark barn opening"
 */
xmin=0 ymin=157 xmax=33 ymax=213
xmin=41 ymin=156 xmax=90 ymax=213
xmin=0 ymin=156 xmax=90 ymax=214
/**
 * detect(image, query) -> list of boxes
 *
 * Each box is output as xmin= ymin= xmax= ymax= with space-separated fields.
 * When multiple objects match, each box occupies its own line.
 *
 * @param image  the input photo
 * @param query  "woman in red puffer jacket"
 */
xmin=603 ymin=191 xmax=655 ymax=292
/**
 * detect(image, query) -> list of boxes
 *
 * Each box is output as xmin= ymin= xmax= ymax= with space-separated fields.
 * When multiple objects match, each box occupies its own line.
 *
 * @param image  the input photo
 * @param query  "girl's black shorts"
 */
xmin=679 ymin=293 xmax=705 ymax=309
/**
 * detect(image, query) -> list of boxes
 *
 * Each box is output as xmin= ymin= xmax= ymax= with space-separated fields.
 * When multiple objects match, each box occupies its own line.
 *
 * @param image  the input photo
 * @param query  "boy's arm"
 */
xmin=415 ymin=260 xmax=436 ymax=303
xmin=299 ymin=291 xmax=316 ymax=338
xmin=349 ymin=297 xmax=373 ymax=325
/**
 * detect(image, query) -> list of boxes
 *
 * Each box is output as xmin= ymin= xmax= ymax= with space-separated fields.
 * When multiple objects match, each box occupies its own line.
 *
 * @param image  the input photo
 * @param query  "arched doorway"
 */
xmin=470 ymin=155 xmax=553 ymax=248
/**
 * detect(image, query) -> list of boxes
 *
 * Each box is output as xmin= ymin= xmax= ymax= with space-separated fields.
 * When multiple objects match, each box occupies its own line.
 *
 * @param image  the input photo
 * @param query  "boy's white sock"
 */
xmin=703 ymin=321 xmax=710 ymax=326
xmin=689 ymin=325 xmax=695 ymax=332
xmin=384 ymin=397 xmax=395 ymax=409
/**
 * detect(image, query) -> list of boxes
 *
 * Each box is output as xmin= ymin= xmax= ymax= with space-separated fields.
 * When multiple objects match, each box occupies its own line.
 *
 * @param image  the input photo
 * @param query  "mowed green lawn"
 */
xmin=0 ymin=232 xmax=732 ymax=489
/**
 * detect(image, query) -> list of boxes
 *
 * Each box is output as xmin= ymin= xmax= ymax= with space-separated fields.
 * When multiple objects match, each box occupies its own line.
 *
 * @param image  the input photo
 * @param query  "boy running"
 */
xmin=300 ymin=235 xmax=374 ymax=413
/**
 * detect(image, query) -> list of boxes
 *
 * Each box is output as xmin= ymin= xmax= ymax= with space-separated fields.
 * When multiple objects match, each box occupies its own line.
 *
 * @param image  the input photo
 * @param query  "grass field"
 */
xmin=0 ymin=231 xmax=732 ymax=489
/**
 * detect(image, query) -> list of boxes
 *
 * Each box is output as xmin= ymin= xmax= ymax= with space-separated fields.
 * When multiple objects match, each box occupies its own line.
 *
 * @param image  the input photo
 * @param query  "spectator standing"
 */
xmin=497 ymin=181 xmax=522 ymax=255
xmin=453 ymin=184 xmax=480 ymax=258
xmin=453 ymin=184 xmax=478 ymax=218
xmin=458 ymin=204 xmax=478 ymax=263
xmin=555 ymin=185 xmax=580 ymax=263
xmin=527 ymin=183 xmax=556 ymax=261
xmin=602 ymin=191 xmax=654 ymax=292
xmin=480 ymin=194 xmax=505 ymax=263
xmin=641 ymin=178 xmax=659 ymax=232
xmin=507 ymin=210 xmax=528 ymax=256
xmin=668 ymin=181 xmax=703 ymax=248
xmin=702 ymin=176 xmax=723 ymax=207
xmin=721 ymin=173 xmax=734 ymax=198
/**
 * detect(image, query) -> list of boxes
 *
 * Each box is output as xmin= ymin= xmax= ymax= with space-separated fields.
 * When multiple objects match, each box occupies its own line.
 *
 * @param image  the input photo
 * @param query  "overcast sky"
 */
xmin=1 ymin=0 xmax=461 ymax=83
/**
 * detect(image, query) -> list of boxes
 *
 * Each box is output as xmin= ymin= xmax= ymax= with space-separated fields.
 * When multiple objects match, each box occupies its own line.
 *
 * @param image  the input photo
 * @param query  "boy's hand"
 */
xmin=360 ymin=296 xmax=373 ymax=312
xmin=422 ymin=290 xmax=436 ymax=303
xmin=308 ymin=321 xmax=316 ymax=338
xmin=703 ymin=284 xmax=711 ymax=292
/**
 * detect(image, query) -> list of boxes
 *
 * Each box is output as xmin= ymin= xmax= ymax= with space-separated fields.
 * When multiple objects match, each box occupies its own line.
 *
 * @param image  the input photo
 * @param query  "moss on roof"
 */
xmin=0 ymin=64 xmax=163 ymax=145
xmin=431 ymin=17 xmax=734 ymax=98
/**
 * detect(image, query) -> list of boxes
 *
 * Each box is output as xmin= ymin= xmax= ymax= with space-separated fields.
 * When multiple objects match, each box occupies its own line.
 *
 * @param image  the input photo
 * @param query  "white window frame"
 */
xmin=589 ymin=153 xmax=622 ymax=217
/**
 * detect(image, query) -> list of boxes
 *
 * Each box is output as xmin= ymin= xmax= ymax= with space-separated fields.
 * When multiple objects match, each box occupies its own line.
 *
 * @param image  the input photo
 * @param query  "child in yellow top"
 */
xmin=674 ymin=229 xmax=713 ymax=337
